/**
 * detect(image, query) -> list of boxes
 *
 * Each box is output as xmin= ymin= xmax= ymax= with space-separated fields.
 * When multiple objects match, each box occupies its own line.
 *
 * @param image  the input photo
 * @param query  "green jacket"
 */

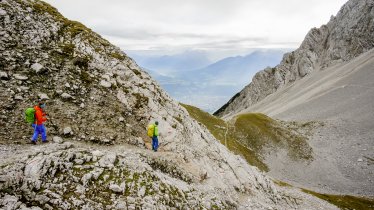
xmin=153 ymin=124 xmax=159 ymax=137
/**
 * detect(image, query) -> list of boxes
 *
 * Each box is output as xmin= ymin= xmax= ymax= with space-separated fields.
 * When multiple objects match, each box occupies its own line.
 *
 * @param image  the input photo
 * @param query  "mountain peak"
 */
xmin=214 ymin=0 xmax=374 ymax=117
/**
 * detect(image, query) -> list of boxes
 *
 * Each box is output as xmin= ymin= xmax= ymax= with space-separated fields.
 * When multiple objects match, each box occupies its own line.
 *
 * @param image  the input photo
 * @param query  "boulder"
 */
xmin=0 ymin=8 xmax=7 ymax=16
xmin=61 ymin=93 xmax=72 ymax=99
xmin=38 ymin=93 xmax=49 ymax=100
xmin=100 ymin=80 xmax=111 ymax=88
xmin=63 ymin=127 xmax=72 ymax=135
xmin=98 ymin=153 xmax=116 ymax=168
xmin=0 ymin=71 xmax=8 ymax=80
xmin=13 ymin=74 xmax=28 ymax=81
xmin=109 ymin=184 xmax=122 ymax=193
xmin=52 ymin=136 xmax=63 ymax=143
xmin=31 ymin=63 xmax=43 ymax=73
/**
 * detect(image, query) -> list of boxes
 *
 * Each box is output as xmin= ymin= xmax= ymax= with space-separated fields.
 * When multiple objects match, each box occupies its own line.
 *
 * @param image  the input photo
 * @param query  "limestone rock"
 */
xmin=14 ymin=95 xmax=23 ymax=100
xmin=100 ymin=80 xmax=111 ymax=88
xmin=31 ymin=63 xmax=43 ymax=73
xmin=13 ymin=74 xmax=28 ymax=81
xmin=38 ymin=93 xmax=49 ymax=100
xmin=61 ymin=93 xmax=72 ymax=99
xmin=63 ymin=127 xmax=72 ymax=135
xmin=98 ymin=154 xmax=116 ymax=168
xmin=0 ymin=8 xmax=7 ymax=16
xmin=0 ymin=71 xmax=8 ymax=80
xmin=92 ymin=150 xmax=104 ymax=157
xmin=109 ymin=184 xmax=122 ymax=193
xmin=52 ymin=136 xmax=63 ymax=143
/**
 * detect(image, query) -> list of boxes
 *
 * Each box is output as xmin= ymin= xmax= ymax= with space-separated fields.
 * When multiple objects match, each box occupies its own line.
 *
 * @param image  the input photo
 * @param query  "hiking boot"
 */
xmin=31 ymin=141 xmax=36 ymax=145
xmin=42 ymin=140 xmax=49 ymax=143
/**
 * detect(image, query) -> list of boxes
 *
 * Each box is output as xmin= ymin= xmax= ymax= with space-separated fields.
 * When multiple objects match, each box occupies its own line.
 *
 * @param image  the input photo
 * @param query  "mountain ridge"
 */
xmin=214 ymin=0 xmax=374 ymax=117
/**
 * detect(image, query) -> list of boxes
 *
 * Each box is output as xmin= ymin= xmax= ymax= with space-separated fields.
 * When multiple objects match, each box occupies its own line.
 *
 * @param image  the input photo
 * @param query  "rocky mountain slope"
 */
xmin=241 ymin=48 xmax=374 ymax=196
xmin=0 ymin=0 xmax=339 ymax=209
xmin=214 ymin=0 xmax=374 ymax=118
xmin=212 ymin=0 xmax=374 ymax=198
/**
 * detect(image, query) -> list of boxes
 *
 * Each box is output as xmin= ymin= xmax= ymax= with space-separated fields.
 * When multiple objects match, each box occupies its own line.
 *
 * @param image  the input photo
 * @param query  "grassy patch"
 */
xmin=32 ymin=0 xmax=65 ymax=20
xmin=73 ymin=57 xmax=90 ymax=69
xmin=181 ymin=103 xmax=268 ymax=171
xmin=302 ymin=189 xmax=374 ymax=210
xmin=233 ymin=113 xmax=313 ymax=161
xmin=273 ymin=179 xmax=293 ymax=187
xmin=182 ymin=104 xmax=313 ymax=171
xmin=111 ymin=52 xmax=125 ymax=61
xmin=61 ymin=43 xmax=75 ymax=56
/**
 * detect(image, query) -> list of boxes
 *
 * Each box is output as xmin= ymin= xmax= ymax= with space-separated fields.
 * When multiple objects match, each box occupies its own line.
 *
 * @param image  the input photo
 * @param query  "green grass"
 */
xmin=302 ymin=189 xmax=374 ymax=210
xmin=181 ymin=104 xmax=313 ymax=172
xmin=233 ymin=113 xmax=313 ymax=161
xmin=273 ymin=179 xmax=293 ymax=187
xmin=274 ymin=180 xmax=374 ymax=210
xmin=181 ymin=104 xmax=268 ymax=171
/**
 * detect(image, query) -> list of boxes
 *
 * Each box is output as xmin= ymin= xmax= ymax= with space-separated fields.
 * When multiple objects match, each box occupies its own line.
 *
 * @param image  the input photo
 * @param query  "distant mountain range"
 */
xmin=132 ymin=50 xmax=288 ymax=112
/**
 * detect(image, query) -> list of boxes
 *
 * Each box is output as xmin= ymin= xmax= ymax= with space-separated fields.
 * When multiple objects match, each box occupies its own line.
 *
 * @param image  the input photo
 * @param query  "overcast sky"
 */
xmin=44 ymin=0 xmax=347 ymax=57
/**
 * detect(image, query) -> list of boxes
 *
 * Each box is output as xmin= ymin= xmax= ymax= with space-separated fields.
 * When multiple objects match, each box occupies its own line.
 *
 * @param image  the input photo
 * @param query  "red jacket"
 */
xmin=34 ymin=105 xmax=47 ymax=125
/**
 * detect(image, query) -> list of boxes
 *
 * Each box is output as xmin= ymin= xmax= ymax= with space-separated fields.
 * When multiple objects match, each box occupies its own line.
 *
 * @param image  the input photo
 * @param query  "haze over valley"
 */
xmin=129 ymin=49 xmax=287 ymax=112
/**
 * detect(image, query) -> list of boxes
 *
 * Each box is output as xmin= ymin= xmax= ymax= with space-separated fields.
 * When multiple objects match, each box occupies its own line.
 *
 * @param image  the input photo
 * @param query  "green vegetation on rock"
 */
xmin=273 ymin=180 xmax=374 ymax=210
xmin=181 ymin=104 xmax=313 ymax=172
xmin=234 ymin=113 xmax=313 ymax=161
xmin=302 ymin=189 xmax=374 ymax=210
xmin=181 ymin=103 xmax=268 ymax=171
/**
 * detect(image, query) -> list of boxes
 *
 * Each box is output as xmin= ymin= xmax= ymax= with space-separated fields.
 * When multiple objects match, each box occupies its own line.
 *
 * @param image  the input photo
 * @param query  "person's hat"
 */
xmin=38 ymin=99 xmax=45 ymax=105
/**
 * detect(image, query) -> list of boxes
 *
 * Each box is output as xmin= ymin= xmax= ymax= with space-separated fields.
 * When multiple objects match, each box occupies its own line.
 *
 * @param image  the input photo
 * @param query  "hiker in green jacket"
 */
xmin=147 ymin=121 xmax=159 ymax=152
xmin=27 ymin=100 xmax=48 ymax=144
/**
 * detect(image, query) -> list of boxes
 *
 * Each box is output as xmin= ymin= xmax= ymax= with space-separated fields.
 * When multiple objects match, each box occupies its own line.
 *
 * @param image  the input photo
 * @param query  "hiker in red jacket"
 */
xmin=31 ymin=101 xmax=48 ymax=144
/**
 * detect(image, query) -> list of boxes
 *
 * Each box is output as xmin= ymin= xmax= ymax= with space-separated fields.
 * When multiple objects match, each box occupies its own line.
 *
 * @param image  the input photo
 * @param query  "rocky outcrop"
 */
xmin=0 ymin=142 xmax=339 ymax=209
xmin=214 ymin=0 xmax=374 ymax=118
xmin=0 ymin=0 xmax=180 ymax=145
xmin=0 ymin=0 xmax=338 ymax=209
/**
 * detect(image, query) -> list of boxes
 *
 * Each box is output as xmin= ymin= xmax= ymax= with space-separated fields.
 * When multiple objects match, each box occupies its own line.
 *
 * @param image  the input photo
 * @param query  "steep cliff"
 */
xmin=214 ymin=0 xmax=374 ymax=118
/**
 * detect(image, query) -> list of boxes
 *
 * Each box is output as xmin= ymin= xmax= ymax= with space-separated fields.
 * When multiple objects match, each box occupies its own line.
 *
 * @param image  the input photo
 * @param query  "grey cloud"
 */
xmin=44 ymin=0 xmax=347 ymax=52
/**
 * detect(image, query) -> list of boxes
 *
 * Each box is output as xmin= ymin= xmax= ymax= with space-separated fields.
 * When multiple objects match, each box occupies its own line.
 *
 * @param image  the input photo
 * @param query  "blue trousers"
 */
xmin=152 ymin=136 xmax=158 ymax=151
xmin=32 ymin=124 xmax=47 ymax=142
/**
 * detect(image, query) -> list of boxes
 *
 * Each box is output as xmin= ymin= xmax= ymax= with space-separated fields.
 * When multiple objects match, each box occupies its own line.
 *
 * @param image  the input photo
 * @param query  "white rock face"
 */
xmin=215 ymin=0 xmax=374 ymax=118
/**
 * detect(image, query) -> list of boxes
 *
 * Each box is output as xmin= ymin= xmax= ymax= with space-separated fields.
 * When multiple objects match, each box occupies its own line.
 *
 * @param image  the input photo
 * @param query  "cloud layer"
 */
xmin=44 ymin=0 xmax=347 ymax=52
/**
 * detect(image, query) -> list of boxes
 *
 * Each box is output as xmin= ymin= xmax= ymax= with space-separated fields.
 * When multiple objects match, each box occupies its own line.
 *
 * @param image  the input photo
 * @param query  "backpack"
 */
xmin=25 ymin=107 xmax=36 ymax=124
xmin=147 ymin=124 xmax=155 ymax=137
